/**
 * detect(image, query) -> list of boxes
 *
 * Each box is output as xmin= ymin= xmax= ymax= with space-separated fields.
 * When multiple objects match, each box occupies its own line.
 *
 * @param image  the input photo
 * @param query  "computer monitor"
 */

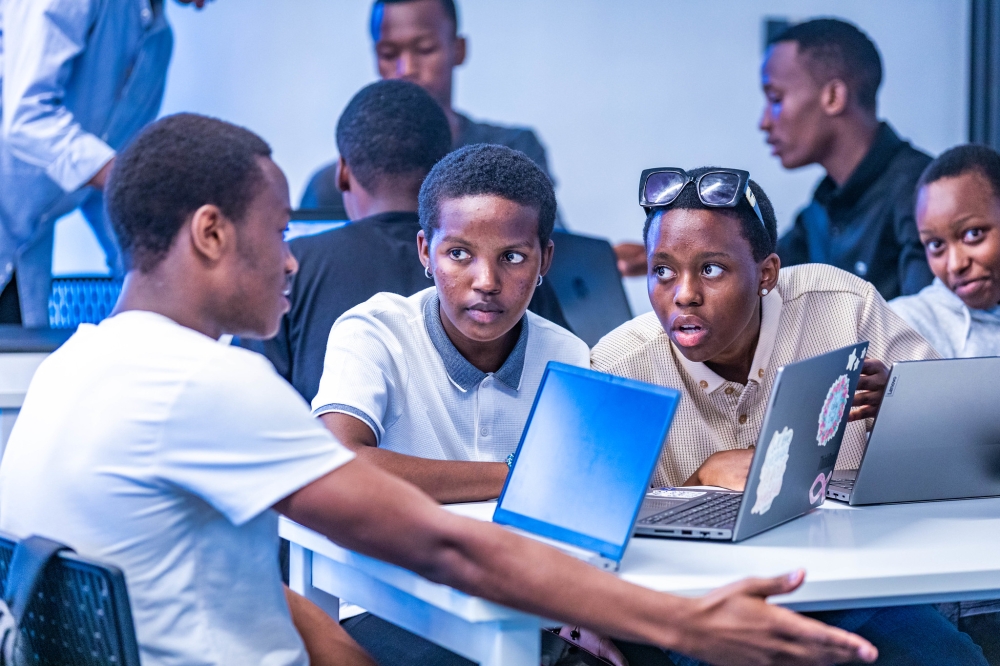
xmin=494 ymin=363 xmax=680 ymax=563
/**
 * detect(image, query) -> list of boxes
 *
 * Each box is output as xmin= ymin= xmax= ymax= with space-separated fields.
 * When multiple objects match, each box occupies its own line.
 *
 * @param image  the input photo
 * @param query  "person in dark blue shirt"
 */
xmin=760 ymin=18 xmax=933 ymax=300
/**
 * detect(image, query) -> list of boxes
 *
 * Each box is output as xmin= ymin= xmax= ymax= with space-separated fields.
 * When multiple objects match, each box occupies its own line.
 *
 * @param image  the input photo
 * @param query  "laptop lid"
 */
xmin=851 ymin=357 xmax=1000 ymax=504
xmin=731 ymin=342 xmax=869 ymax=541
xmin=285 ymin=209 xmax=348 ymax=241
xmin=547 ymin=231 xmax=633 ymax=346
xmin=493 ymin=362 xmax=680 ymax=563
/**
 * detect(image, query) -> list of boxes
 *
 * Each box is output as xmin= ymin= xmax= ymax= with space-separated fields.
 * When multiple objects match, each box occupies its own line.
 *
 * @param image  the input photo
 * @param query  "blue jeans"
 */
xmin=669 ymin=605 xmax=988 ymax=666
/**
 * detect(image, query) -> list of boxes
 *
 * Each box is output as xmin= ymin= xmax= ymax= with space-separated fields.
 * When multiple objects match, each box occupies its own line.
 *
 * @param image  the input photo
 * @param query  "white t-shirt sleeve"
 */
xmin=157 ymin=348 xmax=355 ymax=526
xmin=311 ymin=311 xmax=405 ymax=444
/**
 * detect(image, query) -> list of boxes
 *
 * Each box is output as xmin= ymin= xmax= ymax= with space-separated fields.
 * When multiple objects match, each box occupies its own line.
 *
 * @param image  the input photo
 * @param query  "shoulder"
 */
xmin=590 ymin=312 xmax=666 ymax=371
xmin=459 ymin=114 xmax=545 ymax=152
xmin=889 ymin=281 xmax=960 ymax=323
xmin=525 ymin=311 xmax=590 ymax=359
xmin=334 ymin=288 xmax=431 ymax=335
xmin=777 ymin=263 xmax=879 ymax=304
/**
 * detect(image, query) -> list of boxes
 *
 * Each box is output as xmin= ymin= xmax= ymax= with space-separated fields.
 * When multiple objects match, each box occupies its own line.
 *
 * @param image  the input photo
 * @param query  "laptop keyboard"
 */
xmin=643 ymin=494 xmax=742 ymax=529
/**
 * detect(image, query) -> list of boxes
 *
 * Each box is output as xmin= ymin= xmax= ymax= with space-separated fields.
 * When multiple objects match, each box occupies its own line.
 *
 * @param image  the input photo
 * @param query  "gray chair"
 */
xmin=0 ymin=531 xmax=140 ymax=666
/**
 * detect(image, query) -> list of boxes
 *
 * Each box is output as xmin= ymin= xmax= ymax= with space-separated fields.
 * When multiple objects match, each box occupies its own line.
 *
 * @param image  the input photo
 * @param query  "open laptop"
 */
xmin=827 ymin=356 xmax=1000 ymax=505
xmin=635 ymin=342 xmax=869 ymax=542
xmin=493 ymin=362 xmax=681 ymax=571
xmin=547 ymin=231 xmax=633 ymax=346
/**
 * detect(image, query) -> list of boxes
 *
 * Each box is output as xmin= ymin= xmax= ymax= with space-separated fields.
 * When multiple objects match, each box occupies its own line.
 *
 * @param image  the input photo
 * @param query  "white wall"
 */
xmin=56 ymin=1 xmax=970 ymax=279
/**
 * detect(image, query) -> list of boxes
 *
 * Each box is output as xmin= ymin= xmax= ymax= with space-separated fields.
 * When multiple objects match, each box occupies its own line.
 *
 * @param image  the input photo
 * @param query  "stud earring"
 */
xmin=536 ymin=275 xmax=543 ymax=286
xmin=760 ymin=288 xmax=769 ymax=296
xmin=425 ymin=267 xmax=433 ymax=280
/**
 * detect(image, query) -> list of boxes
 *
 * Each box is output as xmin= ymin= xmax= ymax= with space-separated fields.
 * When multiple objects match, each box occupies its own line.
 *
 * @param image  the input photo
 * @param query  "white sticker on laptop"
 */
xmin=647 ymin=489 xmax=706 ymax=499
xmin=817 ymin=374 xmax=850 ymax=447
xmin=751 ymin=427 xmax=794 ymax=515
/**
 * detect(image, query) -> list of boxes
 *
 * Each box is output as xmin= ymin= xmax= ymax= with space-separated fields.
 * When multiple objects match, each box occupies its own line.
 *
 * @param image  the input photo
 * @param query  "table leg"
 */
xmin=288 ymin=543 xmax=341 ymax=619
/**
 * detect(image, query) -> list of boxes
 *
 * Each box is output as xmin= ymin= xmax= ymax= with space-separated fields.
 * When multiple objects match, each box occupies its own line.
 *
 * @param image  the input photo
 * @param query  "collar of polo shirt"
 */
xmin=672 ymin=288 xmax=783 ymax=393
xmin=423 ymin=294 xmax=530 ymax=392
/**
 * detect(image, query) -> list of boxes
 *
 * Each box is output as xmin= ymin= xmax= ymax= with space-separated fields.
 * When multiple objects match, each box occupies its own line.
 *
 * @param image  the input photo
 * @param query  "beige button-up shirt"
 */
xmin=591 ymin=264 xmax=938 ymax=487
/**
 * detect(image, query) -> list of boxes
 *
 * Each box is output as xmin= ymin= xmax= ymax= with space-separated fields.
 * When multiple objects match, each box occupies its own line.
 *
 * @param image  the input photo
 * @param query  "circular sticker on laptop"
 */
xmin=817 ymin=374 xmax=850 ymax=447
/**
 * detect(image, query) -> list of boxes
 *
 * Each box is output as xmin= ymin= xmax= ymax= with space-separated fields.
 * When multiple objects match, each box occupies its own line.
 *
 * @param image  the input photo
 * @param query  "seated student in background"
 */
xmin=313 ymin=143 xmax=589 ymax=506
xmin=761 ymin=18 xmax=933 ymax=301
xmin=590 ymin=167 xmax=987 ymax=666
xmin=890 ymin=144 xmax=1000 ymax=358
xmin=301 ymin=0 xmax=557 ymax=218
xmin=0 ymin=114 xmax=881 ymax=666
xmin=269 ymin=80 xmax=569 ymax=402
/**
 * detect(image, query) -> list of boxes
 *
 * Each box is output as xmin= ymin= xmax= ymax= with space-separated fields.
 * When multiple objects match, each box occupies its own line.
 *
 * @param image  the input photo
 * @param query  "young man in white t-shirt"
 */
xmin=313 ymin=144 xmax=589 ymax=506
xmin=0 ymin=114 xmax=877 ymax=666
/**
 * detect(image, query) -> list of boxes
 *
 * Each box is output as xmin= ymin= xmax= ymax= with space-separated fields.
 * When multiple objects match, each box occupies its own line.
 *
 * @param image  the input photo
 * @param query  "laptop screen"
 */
xmin=493 ymin=363 xmax=680 ymax=561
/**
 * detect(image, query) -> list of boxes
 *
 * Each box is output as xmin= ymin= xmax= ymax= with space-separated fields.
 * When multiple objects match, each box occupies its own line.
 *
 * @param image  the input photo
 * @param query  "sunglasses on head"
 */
xmin=638 ymin=168 xmax=765 ymax=228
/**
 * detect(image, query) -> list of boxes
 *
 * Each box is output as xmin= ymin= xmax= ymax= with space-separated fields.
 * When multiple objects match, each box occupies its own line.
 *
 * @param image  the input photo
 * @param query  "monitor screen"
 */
xmin=494 ymin=363 xmax=680 ymax=560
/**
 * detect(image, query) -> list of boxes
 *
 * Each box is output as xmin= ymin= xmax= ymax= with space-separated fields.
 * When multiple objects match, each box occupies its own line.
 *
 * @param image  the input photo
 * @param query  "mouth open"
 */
xmin=672 ymin=320 xmax=709 ymax=348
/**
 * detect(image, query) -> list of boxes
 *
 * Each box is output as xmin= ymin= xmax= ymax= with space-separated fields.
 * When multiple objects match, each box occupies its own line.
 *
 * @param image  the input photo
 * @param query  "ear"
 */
xmin=188 ymin=204 xmax=233 ymax=264
xmin=759 ymin=253 xmax=781 ymax=295
xmin=416 ymin=229 xmax=431 ymax=271
xmin=820 ymin=79 xmax=850 ymax=117
xmin=453 ymin=35 xmax=467 ymax=67
xmin=538 ymin=239 xmax=554 ymax=277
xmin=336 ymin=156 xmax=351 ymax=193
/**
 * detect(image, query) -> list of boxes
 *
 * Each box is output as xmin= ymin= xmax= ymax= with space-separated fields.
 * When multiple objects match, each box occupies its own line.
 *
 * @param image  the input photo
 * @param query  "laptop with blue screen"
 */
xmin=493 ymin=362 xmax=681 ymax=570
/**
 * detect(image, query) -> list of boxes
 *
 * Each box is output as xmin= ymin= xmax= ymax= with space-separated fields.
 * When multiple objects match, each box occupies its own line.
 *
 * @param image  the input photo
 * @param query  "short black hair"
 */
xmin=371 ymin=0 xmax=459 ymax=40
xmin=419 ymin=144 xmax=556 ymax=247
xmin=918 ymin=144 xmax=1000 ymax=203
xmin=770 ymin=18 xmax=882 ymax=112
xmin=642 ymin=167 xmax=778 ymax=263
xmin=336 ymin=80 xmax=452 ymax=194
xmin=107 ymin=113 xmax=272 ymax=273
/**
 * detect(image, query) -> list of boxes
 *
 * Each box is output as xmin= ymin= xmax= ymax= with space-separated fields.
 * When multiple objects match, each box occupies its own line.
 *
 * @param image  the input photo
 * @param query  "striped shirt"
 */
xmin=591 ymin=264 xmax=938 ymax=487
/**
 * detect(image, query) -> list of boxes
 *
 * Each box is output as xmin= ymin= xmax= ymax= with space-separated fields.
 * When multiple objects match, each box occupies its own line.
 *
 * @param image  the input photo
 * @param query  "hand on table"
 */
xmin=848 ymin=359 xmax=889 ymax=424
xmin=613 ymin=242 xmax=647 ymax=277
xmin=674 ymin=570 xmax=877 ymax=666
xmin=684 ymin=448 xmax=755 ymax=491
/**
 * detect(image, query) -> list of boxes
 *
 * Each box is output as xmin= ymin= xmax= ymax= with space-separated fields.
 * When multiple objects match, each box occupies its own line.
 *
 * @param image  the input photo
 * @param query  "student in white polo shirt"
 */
xmin=592 ymin=167 xmax=984 ymax=665
xmin=312 ymin=144 xmax=589 ymax=505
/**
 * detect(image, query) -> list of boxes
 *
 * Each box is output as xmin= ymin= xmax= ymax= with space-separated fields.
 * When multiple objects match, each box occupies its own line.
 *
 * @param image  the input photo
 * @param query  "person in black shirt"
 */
xmin=300 ymin=0 xmax=557 ymax=221
xmin=760 ymin=18 xmax=934 ymax=300
xmin=266 ymin=79 xmax=567 ymax=403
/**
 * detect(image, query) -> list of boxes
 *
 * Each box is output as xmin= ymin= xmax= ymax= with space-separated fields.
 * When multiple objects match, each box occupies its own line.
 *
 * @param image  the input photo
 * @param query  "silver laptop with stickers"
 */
xmin=635 ymin=342 xmax=869 ymax=542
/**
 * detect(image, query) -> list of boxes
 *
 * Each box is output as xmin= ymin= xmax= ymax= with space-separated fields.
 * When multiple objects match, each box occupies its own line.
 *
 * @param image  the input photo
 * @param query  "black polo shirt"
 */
xmin=777 ymin=122 xmax=934 ymax=300
xmin=264 ymin=210 xmax=570 ymax=402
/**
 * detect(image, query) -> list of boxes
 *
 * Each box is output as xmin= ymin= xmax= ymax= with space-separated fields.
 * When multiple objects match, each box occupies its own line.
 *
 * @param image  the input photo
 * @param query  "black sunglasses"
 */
xmin=638 ymin=168 xmax=765 ymax=227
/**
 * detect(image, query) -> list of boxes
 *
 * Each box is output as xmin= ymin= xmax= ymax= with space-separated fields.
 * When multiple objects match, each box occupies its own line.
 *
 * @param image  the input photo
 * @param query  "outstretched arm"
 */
xmin=319 ymin=412 xmax=508 ymax=503
xmin=275 ymin=457 xmax=876 ymax=665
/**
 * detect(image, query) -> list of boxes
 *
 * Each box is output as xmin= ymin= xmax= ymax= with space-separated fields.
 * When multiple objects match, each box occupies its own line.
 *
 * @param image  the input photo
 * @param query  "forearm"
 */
xmin=352 ymin=445 xmax=508 ymax=503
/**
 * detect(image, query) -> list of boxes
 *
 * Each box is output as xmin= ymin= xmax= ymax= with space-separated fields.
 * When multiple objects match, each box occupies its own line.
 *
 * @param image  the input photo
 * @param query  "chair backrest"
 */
xmin=48 ymin=278 xmax=124 ymax=329
xmin=0 ymin=532 xmax=140 ymax=666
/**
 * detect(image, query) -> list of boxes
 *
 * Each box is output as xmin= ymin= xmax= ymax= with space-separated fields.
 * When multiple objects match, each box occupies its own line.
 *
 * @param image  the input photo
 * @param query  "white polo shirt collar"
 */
xmin=674 ymin=287 xmax=783 ymax=394
xmin=422 ymin=293 xmax=529 ymax=392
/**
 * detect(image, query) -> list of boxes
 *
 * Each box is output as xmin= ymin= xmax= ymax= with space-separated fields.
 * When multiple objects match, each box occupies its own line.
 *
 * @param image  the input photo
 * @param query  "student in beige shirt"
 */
xmin=590 ymin=167 xmax=987 ymax=666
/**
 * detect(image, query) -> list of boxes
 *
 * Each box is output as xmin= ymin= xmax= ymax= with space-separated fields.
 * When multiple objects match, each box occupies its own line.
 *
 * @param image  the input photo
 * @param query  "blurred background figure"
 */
xmin=760 ymin=18 xmax=933 ymax=301
xmin=0 ymin=0 xmax=208 ymax=327
xmin=301 ymin=0 xmax=560 ymax=223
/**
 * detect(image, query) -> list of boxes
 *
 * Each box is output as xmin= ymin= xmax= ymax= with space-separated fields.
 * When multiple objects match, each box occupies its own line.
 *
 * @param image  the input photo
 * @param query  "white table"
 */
xmin=282 ymin=497 xmax=1000 ymax=665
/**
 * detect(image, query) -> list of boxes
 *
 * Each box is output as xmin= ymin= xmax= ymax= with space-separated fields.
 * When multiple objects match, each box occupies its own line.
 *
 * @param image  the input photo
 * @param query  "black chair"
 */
xmin=0 ymin=531 xmax=140 ymax=666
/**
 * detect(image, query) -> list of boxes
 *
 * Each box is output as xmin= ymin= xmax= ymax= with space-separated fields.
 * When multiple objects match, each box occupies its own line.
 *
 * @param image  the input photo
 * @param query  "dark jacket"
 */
xmin=263 ymin=211 xmax=569 ymax=402
xmin=778 ymin=123 xmax=934 ymax=300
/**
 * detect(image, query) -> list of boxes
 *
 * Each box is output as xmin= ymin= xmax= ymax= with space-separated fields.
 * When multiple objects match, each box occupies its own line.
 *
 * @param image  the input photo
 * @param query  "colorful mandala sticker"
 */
xmin=751 ymin=426 xmax=794 ymax=516
xmin=817 ymin=374 xmax=850 ymax=447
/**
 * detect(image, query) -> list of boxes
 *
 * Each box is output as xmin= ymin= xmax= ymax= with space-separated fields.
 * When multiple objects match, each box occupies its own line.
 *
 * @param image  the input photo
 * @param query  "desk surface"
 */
xmin=0 ymin=325 xmax=73 ymax=353
xmin=283 ymin=496 xmax=1000 ymax=618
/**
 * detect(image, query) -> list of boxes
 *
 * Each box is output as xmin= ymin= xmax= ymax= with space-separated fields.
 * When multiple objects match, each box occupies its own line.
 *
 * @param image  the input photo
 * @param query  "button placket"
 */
xmin=475 ymin=376 xmax=496 ymax=460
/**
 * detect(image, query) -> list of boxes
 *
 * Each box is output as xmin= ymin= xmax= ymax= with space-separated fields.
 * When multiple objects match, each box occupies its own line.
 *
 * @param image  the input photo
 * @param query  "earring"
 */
xmin=760 ymin=288 xmax=769 ymax=296
xmin=425 ymin=267 xmax=433 ymax=280
xmin=536 ymin=275 xmax=543 ymax=286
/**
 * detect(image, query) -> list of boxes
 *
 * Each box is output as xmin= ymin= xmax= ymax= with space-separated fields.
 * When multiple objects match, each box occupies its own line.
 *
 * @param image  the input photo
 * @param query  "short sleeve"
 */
xmin=310 ymin=310 xmax=406 ymax=443
xmin=157 ymin=348 xmax=355 ymax=526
